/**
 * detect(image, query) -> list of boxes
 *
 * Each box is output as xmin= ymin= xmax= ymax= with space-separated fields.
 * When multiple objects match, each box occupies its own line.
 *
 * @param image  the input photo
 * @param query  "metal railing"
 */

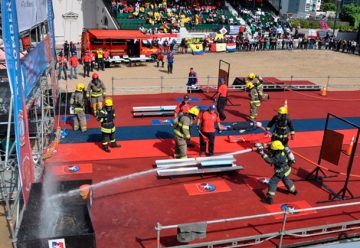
xmin=110 ymin=75 xmax=360 ymax=95
xmin=155 ymin=201 xmax=360 ymax=248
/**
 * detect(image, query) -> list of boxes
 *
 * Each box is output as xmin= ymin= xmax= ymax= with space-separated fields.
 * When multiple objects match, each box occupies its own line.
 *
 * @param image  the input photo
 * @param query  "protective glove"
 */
xmin=290 ymin=134 xmax=295 ymax=140
xmin=264 ymin=131 xmax=271 ymax=137
xmin=103 ymin=92 xmax=106 ymax=96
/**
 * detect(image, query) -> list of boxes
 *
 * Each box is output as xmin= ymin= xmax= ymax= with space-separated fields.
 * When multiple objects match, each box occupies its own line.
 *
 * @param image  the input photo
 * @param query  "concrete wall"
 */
xmin=53 ymin=0 xmax=117 ymax=46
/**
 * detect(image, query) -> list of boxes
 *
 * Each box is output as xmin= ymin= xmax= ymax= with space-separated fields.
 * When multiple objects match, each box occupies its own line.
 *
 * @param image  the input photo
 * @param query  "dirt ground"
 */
xmin=0 ymin=204 xmax=12 ymax=248
xmin=58 ymin=49 xmax=360 ymax=94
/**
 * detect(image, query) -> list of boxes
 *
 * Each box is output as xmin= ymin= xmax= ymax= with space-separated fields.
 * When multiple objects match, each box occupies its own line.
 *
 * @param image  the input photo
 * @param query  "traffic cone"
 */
xmin=228 ymin=135 xmax=237 ymax=143
xmin=284 ymin=99 xmax=288 ymax=108
xmin=344 ymin=136 xmax=355 ymax=156
xmin=321 ymin=86 xmax=327 ymax=96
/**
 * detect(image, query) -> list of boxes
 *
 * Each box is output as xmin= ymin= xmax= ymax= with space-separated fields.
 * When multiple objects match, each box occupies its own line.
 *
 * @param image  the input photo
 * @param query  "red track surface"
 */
xmin=46 ymin=90 xmax=360 ymax=247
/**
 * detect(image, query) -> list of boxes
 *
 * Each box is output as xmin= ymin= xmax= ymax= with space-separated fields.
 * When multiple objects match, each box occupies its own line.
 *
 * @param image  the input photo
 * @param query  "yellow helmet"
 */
xmin=278 ymin=106 xmax=288 ymax=115
xmin=76 ymin=83 xmax=85 ymax=91
xmin=271 ymin=140 xmax=285 ymax=150
xmin=248 ymin=73 xmax=256 ymax=79
xmin=246 ymin=81 xmax=254 ymax=89
xmin=188 ymin=107 xmax=200 ymax=116
xmin=104 ymin=98 xmax=113 ymax=107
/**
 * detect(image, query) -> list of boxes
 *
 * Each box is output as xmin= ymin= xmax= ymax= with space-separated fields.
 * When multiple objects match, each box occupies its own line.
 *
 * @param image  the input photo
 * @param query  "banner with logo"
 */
xmin=16 ymin=0 xmax=48 ymax=32
xmin=47 ymin=0 xmax=58 ymax=106
xmin=22 ymin=40 xmax=50 ymax=100
xmin=2 ymin=0 xmax=34 ymax=204
xmin=189 ymin=44 xmax=204 ymax=55
xmin=226 ymin=43 xmax=236 ymax=52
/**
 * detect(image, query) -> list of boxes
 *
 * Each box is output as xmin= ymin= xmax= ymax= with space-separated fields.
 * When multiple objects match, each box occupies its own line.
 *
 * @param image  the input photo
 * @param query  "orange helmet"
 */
xmin=92 ymin=73 xmax=99 ymax=79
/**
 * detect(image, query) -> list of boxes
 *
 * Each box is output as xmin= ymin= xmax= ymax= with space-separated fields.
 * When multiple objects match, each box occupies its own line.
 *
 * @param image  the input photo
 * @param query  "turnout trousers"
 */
xmin=174 ymin=135 xmax=187 ymax=159
xmin=267 ymin=168 xmax=296 ymax=199
xmin=73 ymin=109 xmax=87 ymax=132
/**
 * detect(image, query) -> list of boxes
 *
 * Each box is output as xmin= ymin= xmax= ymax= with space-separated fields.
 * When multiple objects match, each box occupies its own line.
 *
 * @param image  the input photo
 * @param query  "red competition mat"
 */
xmin=184 ymin=180 xmax=232 ymax=196
xmin=49 ymin=163 xmax=93 ymax=175
xmin=264 ymin=200 xmax=317 ymax=220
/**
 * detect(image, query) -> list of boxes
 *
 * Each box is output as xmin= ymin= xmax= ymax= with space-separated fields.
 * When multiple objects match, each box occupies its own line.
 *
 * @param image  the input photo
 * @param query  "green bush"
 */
xmin=323 ymin=3 xmax=336 ymax=11
xmin=291 ymin=19 xmax=354 ymax=31
xmin=340 ymin=3 xmax=360 ymax=28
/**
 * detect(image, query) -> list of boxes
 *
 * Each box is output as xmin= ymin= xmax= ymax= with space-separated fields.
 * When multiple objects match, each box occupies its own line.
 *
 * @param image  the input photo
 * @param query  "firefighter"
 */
xmin=70 ymin=83 xmax=87 ymax=132
xmin=174 ymin=94 xmax=191 ymax=118
xmin=97 ymin=98 xmax=120 ymax=152
xmin=57 ymin=51 xmax=68 ymax=80
xmin=87 ymin=73 xmax=106 ymax=116
xmin=82 ymin=51 xmax=91 ymax=78
xmin=256 ymin=140 xmax=298 ymax=204
xmin=265 ymin=106 xmax=296 ymax=164
xmin=97 ymin=48 xmax=104 ymax=71
xmin=197 ymin=104 xmax=222 ymax=156
xmin=173 ymin=107 xmax=199 ymax=159
xmin=248 ymin=72 xmax=269 ymax=100
xmin=214 ymin=78 xmax=228 ymax=121
xmin=246 ymin=81 xmax=261 ymax=121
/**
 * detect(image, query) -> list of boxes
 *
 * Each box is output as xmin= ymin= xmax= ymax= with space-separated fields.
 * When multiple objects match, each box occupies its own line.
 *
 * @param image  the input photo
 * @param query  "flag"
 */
xmin=189 ymin=44 xmax=204 ymax=55
xmin=226 ymin=43 xmax=236 ymax=52
xmin=215 ymin=43 xmax=226 ymax=52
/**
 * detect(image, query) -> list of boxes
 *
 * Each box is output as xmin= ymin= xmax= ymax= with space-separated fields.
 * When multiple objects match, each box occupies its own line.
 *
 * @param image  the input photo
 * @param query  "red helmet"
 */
xmin=92 ymin=73 xmax=99 ymax=79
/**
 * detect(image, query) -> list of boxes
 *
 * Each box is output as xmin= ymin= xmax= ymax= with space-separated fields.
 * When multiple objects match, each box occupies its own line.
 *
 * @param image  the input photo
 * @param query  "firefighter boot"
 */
xmin=110 ymin=142 xmax=121 ymax=148
xmin=262 ymin=196 xmax=273 ymax=205
xmin=102 ymin=144 xmax=111 ymax=153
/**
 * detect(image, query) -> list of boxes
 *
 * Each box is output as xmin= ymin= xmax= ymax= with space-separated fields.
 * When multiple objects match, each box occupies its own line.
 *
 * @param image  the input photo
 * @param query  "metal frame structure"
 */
xmin=155 ymin=201 xmax=360 ymax=248
xmin=110 ymin=76 xmax=360 ymax=95
xmin=0 ymin=66 xmax=58 ymax=247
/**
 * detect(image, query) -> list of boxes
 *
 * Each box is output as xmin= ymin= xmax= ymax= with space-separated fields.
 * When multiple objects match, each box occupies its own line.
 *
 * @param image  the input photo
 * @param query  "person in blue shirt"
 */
xmin=167 ymin=51 xmax=174 ymax=74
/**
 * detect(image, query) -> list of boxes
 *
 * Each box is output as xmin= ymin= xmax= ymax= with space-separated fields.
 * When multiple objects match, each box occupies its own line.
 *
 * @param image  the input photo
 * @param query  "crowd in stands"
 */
xmin=110 ymin=0 xmax=239 ymax=33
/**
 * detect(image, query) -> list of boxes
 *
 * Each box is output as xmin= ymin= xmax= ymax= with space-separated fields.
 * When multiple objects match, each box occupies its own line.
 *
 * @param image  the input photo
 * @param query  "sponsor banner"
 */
xmin=215 ymin=43 xmax=227 ymax=52
xmin=16 ymin=0 xmax=48 ymax=32
xmin=22 ymin=40 xmax=49 ymax=100
xmin=308 ymin=29 xmax=317 ymax=38
xmin=2 ymin=0 xmax=34 ymax=203
xmin=226 ymin=43 xmax=236 ymax=52
xmin=47 ymin=0 xmax=57 ymax=105
xmin=189 ymin=44 xmax=204 ymax=55
xmin=229 ymin=25 xmax=241 ymax=35
xmin=48 ymin=238 xmax=66 ymax=248
xmin=320 ymin=21 xmax=328 ymax=30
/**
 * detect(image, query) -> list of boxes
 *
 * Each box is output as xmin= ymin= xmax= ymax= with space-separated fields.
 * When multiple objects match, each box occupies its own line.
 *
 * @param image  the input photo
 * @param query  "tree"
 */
xmin=340 ymin=4 xmax=360 ymax=28
xmin=323 ymin=3 xmax=336 ymax=11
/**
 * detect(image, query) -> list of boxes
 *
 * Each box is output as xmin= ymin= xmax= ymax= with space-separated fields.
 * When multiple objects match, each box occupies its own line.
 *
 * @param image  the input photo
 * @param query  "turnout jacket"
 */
xmin=266 ymin=115 xmax=295 ymax=136
xmin=97 ymin=107 xmax=115 ymax=133
xmin=70 ymin=90 xmax=86 ymax=110
xmin=173 ymin=114 xmax=192 ymax=139
xmin=262 ymin=150 xmax=290 ymax=176
xmin=87 ymin=79 xmax=106 ymax=97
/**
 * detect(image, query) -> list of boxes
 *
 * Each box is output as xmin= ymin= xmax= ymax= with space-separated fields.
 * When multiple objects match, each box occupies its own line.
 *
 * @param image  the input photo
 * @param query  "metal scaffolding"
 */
xmin=0 ymin=66 xmax=58 ymax=247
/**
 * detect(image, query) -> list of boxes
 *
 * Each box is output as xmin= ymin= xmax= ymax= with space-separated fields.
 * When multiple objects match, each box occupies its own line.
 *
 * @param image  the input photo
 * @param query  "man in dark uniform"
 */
xmin=97 ymin=98 xmax=120 ymax=152
xmin=70 ymin=83 xmax=87 ymax=132
xmin=256 ymin=140 xmax=298 ymax=204
xmin=214 ymin=78 xmax=227 ymax=121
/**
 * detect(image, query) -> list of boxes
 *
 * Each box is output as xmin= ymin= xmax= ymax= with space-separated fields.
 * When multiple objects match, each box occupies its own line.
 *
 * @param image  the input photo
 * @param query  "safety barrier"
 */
xmin=155 ymin=201 xmax=360 ymax=248
xmin=110 ymin=75 xmax=360 ymax=95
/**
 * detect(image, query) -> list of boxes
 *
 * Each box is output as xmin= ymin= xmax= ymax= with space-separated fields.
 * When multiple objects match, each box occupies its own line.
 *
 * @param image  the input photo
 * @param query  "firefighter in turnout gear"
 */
xmin=70 ymin=83 xmax=87 ymax=132
xmin=256 ymin=140 xmax=298 ymax=204
xmin=248 ymin=73 xmax=269 ymax=101
xmin=265 ymin=106 xmax=296 ymax=164
xmin=173 ymin=107 xmax=199 ymax=159
xmin=97 ymin=98 xmax=120 ymax=153
xmin=246 ymin=81 xmax=261 ymax=121
xmin=87 ymin=73 xmax=106 ymax=116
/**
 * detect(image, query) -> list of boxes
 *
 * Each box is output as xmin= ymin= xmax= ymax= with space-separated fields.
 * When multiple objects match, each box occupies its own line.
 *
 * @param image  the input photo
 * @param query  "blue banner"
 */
xmin=48 ymin=0 xmax=58 ymax=105
xmin=2 ymin=0 xmax=34 ymax=203
xmin=22 ymin=41 xmax=48 ymax=99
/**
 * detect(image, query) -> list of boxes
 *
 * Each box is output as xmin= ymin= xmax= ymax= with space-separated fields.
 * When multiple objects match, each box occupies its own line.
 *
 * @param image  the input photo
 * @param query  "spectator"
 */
xmin=69 ymin=52 xmax=78 ymax=79
xmin=187 ymin=67 xmax=198 ymax=93
xmin=167 ymin=50 xmax=174 ymax=74
xmin=63 ymin=40 xmax=70 ymax=60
